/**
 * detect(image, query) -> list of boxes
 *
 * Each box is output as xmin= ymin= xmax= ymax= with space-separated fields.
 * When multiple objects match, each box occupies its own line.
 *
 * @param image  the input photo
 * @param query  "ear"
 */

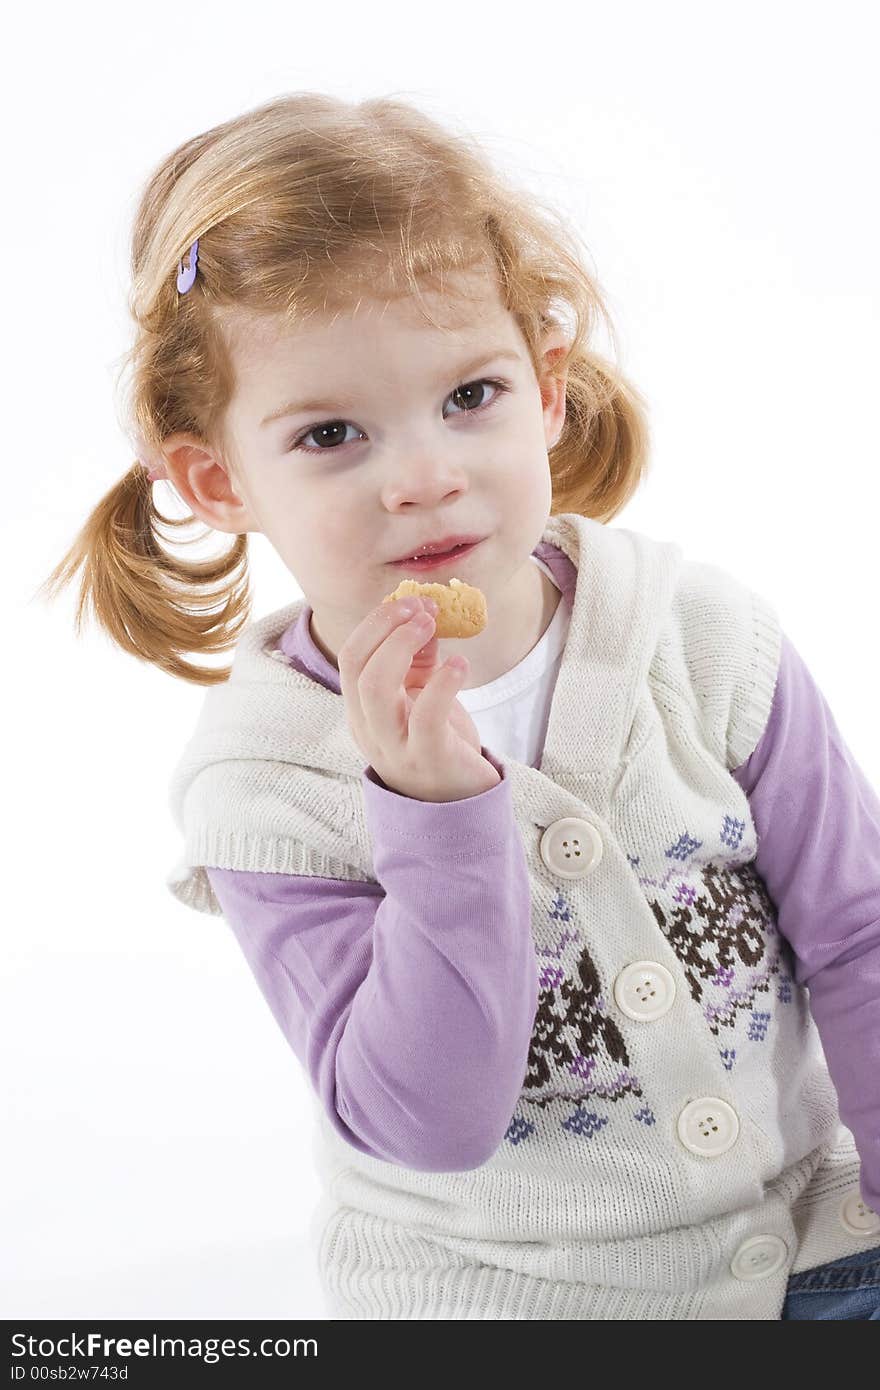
xmin=158 ymin=433 xmax=261 ymax=535
xmin=537 ymin=327 xmax=570 ymax=450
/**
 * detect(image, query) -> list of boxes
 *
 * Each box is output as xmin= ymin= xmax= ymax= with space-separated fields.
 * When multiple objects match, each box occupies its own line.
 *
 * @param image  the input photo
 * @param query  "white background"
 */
xmin=4 ymin=0 xmax=878 ymax=1320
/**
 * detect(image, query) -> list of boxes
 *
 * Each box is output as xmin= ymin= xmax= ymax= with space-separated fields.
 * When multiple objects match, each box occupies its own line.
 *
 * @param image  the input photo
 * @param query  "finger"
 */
xmin=407 ymin=654 xmax=469 ymax=744
xmin=358 ymin=609 xmax=438 ymax=746
xmin=405 ymin=624 xmax=440 ymax=693
xmin=338 ymin=596 xmax=426 ymax=715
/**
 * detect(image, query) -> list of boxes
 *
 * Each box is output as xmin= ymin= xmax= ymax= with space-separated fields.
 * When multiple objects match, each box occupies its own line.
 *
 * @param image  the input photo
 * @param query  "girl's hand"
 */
xmin=338 ymin=596 xmax=501 ymax=803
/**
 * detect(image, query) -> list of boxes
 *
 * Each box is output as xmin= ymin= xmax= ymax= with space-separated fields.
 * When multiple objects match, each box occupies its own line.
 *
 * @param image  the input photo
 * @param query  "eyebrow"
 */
xmin=259 ymin=348 xmax=522 ymax=428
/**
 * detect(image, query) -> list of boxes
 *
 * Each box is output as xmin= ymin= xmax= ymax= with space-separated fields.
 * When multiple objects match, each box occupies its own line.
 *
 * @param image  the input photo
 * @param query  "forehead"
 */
xmin=224 ymin=268 xmax=517 ymax=382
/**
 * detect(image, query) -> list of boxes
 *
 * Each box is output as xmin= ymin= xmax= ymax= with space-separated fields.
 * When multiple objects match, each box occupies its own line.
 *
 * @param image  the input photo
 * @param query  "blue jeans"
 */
xmin=781 ymin=1244 xmax=880 ymax=1319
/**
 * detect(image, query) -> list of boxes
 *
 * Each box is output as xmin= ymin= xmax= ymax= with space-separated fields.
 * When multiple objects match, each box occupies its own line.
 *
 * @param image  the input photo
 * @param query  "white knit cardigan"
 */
xmin=166 ymin=512 xmax=870 ymax=1319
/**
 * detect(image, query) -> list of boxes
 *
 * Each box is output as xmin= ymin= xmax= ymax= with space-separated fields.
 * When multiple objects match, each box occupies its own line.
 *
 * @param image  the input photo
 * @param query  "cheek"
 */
xmin=508 ymin=450 xmax=552 ymax=497
xmin=506 ymin=464 xmax=552 ymax=533
xmin=300 ymin=492 xmax=362 ymax=555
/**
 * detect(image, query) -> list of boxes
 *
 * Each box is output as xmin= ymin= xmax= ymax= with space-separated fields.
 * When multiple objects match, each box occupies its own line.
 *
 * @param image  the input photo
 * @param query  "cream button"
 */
xmin=839 ymin=1191 xmax=880 ymax=1237
xmin=613 ymin=961 xmax=676 ymax=1021
xmin=677 ymin=1097 xmax=740 ymax=1157
xmin=539 ymin=818 xmax=603 ymax=879
xmin=730 ymin=1234 xmax=789 ymax=1281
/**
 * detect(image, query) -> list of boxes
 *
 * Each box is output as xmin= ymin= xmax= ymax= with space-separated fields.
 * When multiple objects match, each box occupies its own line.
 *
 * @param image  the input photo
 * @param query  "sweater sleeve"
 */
xmin=731 ymin=631 xmax=880 ymax=1214
xmin=205 ymin=747 xmax=539 ymax=1173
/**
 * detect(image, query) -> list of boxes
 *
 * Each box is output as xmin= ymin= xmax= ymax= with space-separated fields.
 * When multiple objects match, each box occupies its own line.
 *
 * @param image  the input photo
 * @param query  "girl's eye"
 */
xmin=286 ymin=377 xmax=511 ymax=454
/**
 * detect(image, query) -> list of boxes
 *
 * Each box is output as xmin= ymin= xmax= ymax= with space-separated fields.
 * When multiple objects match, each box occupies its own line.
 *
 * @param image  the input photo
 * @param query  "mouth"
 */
xmin=389 ymin=538 xmax=484 ymax=571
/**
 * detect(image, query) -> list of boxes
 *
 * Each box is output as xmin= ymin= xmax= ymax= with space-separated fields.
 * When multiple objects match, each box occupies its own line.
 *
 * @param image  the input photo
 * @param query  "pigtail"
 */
xmin=549 ymin=350 xmax=651 ymax=523
xmin=35 ymin=463 xmax=251 ymax=685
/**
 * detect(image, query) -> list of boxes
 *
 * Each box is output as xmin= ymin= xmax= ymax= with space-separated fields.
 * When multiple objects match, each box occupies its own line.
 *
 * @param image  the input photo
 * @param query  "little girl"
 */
xmin=41 ymin=91 xmax=880 ymax=1321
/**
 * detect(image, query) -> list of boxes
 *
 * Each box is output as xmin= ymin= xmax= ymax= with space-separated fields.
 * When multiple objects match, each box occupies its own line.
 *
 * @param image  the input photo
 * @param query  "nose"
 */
xmin=383 ymin=456 xmax=468 ymax=509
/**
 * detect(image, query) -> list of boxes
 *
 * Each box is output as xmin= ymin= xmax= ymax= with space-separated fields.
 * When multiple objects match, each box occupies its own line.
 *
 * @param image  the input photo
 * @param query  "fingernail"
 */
xmin=399 ymin=599 xmax=419 ymax=616
xmin=422 ymin=598 xmax=439 ymax=617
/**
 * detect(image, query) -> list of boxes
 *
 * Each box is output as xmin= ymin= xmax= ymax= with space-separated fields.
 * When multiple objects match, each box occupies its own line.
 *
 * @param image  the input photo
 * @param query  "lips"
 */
xmin=389 ymin=538 xmax=483 ymax=570
xmin=390 ymin=533 xmax=484 ymax=563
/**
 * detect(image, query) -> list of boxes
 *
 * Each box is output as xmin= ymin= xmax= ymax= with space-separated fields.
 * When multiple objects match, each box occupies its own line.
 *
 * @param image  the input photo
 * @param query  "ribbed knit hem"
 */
xmin=315 ymin=1149 xmax=874 ymax=1320
xmin=321 ymin=1263 xmax=706 ymax=1320
xmin=166 ymin=831 xmax=370 ymax=917
xmin=727 ymin=588 xmax=782 ymax=770
xmin=317 ymin=1207 xmax=708 ymax=1320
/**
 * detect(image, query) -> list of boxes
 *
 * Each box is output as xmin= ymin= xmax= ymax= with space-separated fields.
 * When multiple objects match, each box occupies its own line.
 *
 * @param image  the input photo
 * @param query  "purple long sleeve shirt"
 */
xmin=206 ymin=626 xmax=880 ymax=1203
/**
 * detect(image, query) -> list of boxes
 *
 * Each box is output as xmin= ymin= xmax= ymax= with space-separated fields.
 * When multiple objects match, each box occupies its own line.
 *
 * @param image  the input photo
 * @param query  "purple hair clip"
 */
xmin=176 ymin=238 xmax=199 ymax=294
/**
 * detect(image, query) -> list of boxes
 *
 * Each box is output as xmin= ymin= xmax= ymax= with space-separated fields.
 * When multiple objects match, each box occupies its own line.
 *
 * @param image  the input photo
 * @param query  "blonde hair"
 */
xmin=37 ymin=91 xmax=651 ymax=685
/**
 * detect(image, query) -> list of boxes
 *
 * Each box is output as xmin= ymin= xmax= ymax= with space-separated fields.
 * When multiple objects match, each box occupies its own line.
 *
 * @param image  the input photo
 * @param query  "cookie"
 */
xmin=382 ymin=577 xmax=487 ymax=639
